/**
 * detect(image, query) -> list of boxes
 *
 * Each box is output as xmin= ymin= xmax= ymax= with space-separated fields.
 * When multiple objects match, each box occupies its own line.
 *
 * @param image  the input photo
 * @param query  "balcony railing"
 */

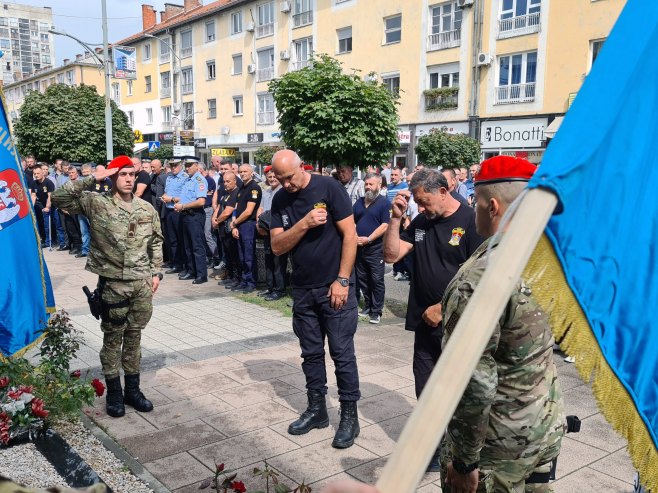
xmin=498 ymin=12 xmax=541 ymax=39
xmin=427 ymin=29 xmax=461 ymax=51
xmin=180 ymin=46 xmax=192 ymax=58
xmin=181 ymin=83 xmax=193 ymax=95
xmin=423 ymin=87 xmax=459 ymax=111
xmin=495 ymin=83 xmax=536 ymax=104
xmin=256 ymin=22 xmax=274 ymax=38
xmin=291 ymin=59 xmax=311 ymax=71
xmin=293 ymin=10 xmax=313 ymax=28
xmin=257 ymin=66 xmax=274 ymax=82
xmin=161 ymin=86 xmax=171 ymax=98
xmin=257 ymin=111 xmax=275 ymax=125
xmin=159 ymin=52 xmax=170 ymax=64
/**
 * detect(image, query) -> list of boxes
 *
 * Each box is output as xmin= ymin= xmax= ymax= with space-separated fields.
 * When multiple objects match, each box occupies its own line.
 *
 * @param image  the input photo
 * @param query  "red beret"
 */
xmin=475 ymin=155 xmax=536 ymax=186
xmin=107 ymin=155 xmax=134 ymax=170
xmin=263 ymin=165 xmax=273 ymax=173
xmin=303 ymin=165 xmax=314 ymax=171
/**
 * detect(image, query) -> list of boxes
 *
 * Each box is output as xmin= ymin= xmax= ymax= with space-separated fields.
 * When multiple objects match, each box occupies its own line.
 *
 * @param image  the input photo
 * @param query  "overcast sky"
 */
xmin=14 ymin=0 xmax=170 ymax=64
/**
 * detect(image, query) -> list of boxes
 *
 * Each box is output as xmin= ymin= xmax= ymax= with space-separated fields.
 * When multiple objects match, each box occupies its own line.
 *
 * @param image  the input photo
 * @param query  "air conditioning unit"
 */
xmin=246 ymin=22 xmax=255 ymax=32
xmin=280 ymin=50 xmax=290 ymax=60
xmin=477 ymin=52 xmax=494 ymax=66
xmin=458 ymin=0 xmax=474 ymax=7
xmin=247 ymin=63 xmax=257 ymax=74
xmin=280 ymin=1 xmax=291 ymax=13
xmin=220 ymin=126 xmax=230 ymax=135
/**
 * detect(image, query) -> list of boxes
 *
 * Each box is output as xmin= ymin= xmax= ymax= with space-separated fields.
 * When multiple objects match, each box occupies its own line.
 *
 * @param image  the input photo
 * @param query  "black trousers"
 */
xmin=263 ymin=235 xmax=288 ymax=293
xmin=292 ymin=285 xmax=360 ymax=401
xmin=182 ymin=210 xmax=207 ymax=279
xmin=220 ymin=234 xmax=241 ymax=279
xmin=159 ymin=207 xmax=170 ymax=263
xmin=165 ymin=208 xmax=186 ymax=269
xmin=64 ymin=213 xmax=81 ymax=249
xmin=33 ymin=201 xmax=45 ymax=241
xmin=355 ymin=243 xmax=386 ymax=316
xmin=412 ymin=323 xmax=444 ymax=398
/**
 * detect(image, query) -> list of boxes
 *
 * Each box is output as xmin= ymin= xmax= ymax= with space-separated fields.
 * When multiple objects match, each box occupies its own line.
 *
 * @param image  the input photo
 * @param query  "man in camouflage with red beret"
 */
xmin=52 ymin=156 xmax=163 ymax=419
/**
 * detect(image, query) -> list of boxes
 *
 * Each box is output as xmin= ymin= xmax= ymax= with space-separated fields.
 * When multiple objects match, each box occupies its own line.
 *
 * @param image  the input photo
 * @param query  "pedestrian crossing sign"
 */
xmin=148 ymin=141 xmax=161 ymax=153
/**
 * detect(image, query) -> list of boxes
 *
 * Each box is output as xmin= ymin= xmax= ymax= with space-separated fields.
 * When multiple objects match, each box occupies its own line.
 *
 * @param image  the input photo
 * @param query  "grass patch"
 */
xmin=236 ymin=291 xmax=293 ymax=318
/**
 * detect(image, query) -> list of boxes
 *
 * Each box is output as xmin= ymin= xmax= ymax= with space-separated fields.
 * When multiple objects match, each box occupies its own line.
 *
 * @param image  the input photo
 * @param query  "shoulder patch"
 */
xmin=251 ymin=189 xmax=258 ymax=199
xmin=196 ymin=176 xmax=203 ymax=181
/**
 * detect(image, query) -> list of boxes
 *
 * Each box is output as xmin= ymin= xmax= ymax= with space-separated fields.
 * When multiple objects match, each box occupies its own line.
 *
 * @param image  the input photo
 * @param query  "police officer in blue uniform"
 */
xmin=175 ymin=157 xmax=208 ymax=284
xmin=161 ymin=159 xmax=187 ymax=274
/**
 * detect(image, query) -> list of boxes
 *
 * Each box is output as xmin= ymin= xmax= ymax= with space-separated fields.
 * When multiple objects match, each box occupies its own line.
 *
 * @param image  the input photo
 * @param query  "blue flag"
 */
xmin=525 ymin=0 xmax=657 ymax=487
xmin=0 ymin=95 xmax=55 ymax=357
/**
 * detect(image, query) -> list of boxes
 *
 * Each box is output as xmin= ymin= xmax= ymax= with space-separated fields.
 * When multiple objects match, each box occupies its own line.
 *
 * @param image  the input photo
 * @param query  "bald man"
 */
xmin=270 ymin=150 xmax=361 ymax=449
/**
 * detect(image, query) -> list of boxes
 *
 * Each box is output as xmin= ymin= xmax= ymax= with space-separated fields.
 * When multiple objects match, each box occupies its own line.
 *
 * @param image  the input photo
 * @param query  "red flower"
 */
xmin=7 ymin=389 xmax=22 ymax=400
xmin=70 ymin=370 xmax=81 ymax=379
xmin=0 ymin=412 xmax=11 ymax=445
xmin=216 ymin=463 xmax=225 ymax=473
xmin=231 ymin=481 xmax=246 ymax=493
xmin=0 ymin=377 xmax=9 ymax=388
xmin=31 ymin=398 xmax=49 ymax=419
xmin=18 ymin=385 xmax=33 ymax=394
xmin=91 ymin=379 xmax=105 ymax=397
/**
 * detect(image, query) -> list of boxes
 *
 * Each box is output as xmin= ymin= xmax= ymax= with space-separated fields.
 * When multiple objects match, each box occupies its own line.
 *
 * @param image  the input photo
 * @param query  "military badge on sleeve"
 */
xmin=252 ymin=189 xmax=258 ymax=199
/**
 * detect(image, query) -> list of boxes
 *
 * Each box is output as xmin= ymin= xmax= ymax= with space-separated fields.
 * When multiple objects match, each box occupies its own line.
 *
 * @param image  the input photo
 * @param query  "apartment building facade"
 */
xmin=116 ymin=0 xmax=626 ymax=164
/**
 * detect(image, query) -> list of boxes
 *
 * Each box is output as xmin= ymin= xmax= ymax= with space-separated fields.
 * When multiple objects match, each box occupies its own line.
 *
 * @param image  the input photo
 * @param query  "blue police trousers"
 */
xmin=237 ymin=220 xmax=258 ymax=288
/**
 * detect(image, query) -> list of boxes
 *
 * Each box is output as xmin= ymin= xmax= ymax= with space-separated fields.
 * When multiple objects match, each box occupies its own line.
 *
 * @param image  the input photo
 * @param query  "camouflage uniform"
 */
xmin=52 ymin=175 xmax=163 ymax=378
xmin=440 ymin=238 xmax=565 ymax=493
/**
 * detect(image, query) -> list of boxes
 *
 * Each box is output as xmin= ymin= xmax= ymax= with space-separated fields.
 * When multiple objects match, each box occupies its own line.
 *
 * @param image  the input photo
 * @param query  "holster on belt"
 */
xmin=83 ymin=277 xmax=130 ymax=325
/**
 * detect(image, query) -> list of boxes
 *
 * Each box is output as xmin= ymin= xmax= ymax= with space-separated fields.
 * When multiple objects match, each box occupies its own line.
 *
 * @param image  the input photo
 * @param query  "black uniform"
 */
xmin=271 ymin=174 xmax=360 ymax=402
xmin=134 ymin=170 xmax=153 ymax=205
xmin=234 ymin=179 xmax=262 ymax=289
xmin=218 ymin=188 xmax=240 ymax=281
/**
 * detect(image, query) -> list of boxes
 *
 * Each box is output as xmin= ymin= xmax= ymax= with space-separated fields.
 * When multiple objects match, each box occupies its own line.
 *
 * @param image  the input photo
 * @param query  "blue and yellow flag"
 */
xmin=524 ymin=0 xmax=657 ymax=488
xmin=0 ymin=93 xmax=56 ymax=357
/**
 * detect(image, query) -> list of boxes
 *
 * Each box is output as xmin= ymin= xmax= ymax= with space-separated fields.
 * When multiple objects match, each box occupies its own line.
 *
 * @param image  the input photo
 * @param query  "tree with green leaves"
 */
xmin=415 ymin=129 xmax=481 ymax=170
xmin=269 ymin=54 xmax=399 ymax=168
xmin=254 ymin=145 xmax=284 ymax=166
xmin=14 ymin=84 xmax=134 ymax=164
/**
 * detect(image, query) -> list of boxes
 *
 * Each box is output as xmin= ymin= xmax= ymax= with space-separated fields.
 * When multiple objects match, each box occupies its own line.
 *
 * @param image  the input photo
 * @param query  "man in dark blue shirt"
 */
xmin=270 ymin=150 xmax=360 ymax=450
xmin=353 ymin=173 xmax=390 ymax=324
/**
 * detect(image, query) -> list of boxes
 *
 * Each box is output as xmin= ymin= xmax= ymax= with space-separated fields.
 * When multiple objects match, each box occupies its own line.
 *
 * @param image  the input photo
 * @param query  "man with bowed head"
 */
xmin=270 ymin=149 xmax=361 ymax=449
xmin=52 ymin=155 xmax=164 ymax=419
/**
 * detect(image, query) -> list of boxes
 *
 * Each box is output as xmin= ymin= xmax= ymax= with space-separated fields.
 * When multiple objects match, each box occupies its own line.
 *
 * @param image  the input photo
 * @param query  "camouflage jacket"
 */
xmin=52 ymin=176 xmax=163 ymax=280
xmin=442 ymin=237 xmax=565 ymax=465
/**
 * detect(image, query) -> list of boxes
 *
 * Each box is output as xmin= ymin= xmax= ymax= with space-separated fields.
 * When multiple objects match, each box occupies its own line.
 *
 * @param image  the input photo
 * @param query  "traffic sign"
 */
xmin=148 ymin=141 xmax=161 ymax=152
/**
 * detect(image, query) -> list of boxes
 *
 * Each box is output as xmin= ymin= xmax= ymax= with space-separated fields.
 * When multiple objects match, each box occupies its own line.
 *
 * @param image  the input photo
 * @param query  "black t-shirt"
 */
xmin=218 ymin=188 xmax=238 ymax=237
xmin=134 ymin=170 xmax=153 ymax=204
xmin=87 ymin=178 xmax=112 ymax=193
xmin=33 ymin=179 xmax=54 ymax=206
xmin=400 ymin=204 xmax=484 ymax=331
xmin=271 ymin=174 xmax=353 ymax=288
xmin=235 ymin=179 xmax=262 ymax=221
xmin=204 ymin=176 xmax=216 ymax=208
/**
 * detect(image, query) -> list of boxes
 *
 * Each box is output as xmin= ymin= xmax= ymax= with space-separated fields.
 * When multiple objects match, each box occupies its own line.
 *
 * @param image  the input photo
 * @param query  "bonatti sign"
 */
xmin=480 ymin=118 xmax=548 ymax=149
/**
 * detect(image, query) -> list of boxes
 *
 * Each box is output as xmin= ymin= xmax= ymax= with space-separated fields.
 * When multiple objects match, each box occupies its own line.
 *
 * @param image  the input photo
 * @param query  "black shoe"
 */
xmin=230 ymin=283 xmax=247 ymax=291
xmin=258 ymin=289 xmax=273 ymax=297
xmin=105 ymin=376 xmax=125 ymax=418
xmin=161 ymin=262 xmax=172 ymax=269
xmin=57 ymin=245 xmax=70 ymax=251
xmin=75 ymin=252 xmax=88 ymax=258
xmin=179 ymin=273 xmax=194 ymax=280
xmin=332 ymin=401 xmax=360 ymax=449
xmin=242 ymin=287 xmax=256 ymax=294
xmin=224 ymin=281 xmax=239 ymax=289
xmin=265 ymin=291 xmax=285 ymax=301
xmin=288 ymin=390 xmax=329 ymax=435
xmin=426 ymin=448 xmax=441 ymax=473
xmin=192 ymin=278 xmax=208 ymax=285
xmin=69 ymin=248 xmax=80 ymax=255
xmin=165 ymin=267 xmax=182 ymax=274
xmin=123 ymin=374 xmax=153 ymax=412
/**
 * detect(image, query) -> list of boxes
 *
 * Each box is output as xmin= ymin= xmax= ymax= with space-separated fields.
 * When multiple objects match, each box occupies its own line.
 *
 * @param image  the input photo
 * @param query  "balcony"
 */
xmin=256 ymin=22 xmax=274 ymax=39
xmin=293 ymin=10 xmax=313 ymax=28
xmin=423 ymin=87 xmax=459 ymax=111
xmin=181 ymin=83 xmax=193 ymax=95
xmin=159 ymin=52 xmax=170 ymax=64
xmin=180 ymin=46 xmax=192 ymax=58
xmin=257 ymin=66 xmax=274 ymax=82
xmin=291 ymin=60 xmax=311 ymax=71
xmin=427 ymin=29 xmax=461 ymax=51
xmin=161 ymin=86 xmax=171 ymax=98
xmin=257 ymin=111 xmax=275 ymax=125
xmin=498 ymin=12 xmax=541 ymax=39
xmin=495 ymin=83 xmax=536 ymax=104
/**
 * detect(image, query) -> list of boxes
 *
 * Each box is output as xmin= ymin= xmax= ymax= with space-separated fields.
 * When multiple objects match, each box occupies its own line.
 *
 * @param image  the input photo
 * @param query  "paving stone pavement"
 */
xmin=42 ymin=249 xmax=637 ymax=492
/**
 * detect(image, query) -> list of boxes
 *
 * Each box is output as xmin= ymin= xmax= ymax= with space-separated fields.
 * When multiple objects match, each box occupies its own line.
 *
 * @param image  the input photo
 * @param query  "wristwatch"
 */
xmin=452 ymin=458 xmax=478 ymax=475
xmin=336 ymin=277 xmax=349 ymax=287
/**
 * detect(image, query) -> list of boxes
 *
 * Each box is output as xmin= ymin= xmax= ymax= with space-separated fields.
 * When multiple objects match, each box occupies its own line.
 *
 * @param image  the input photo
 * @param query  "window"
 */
xmin=232 ymin=53 xmax=242 ymax=75
xmin=162 ymin=105 xmax=172 ymax=127
xmin=143 ymin=43 xmax=151 ymax=61
xmin=428 ymin=2 xmax=462 ymax=50
xmin=231 ymin=11 xmax=243 ymax=34
xmin=0 ymin=39 xmax=8 ymax=50
xmin=40 ymin=33 xmax=48 ymax=42
xmin=40 ymin=54 xmax=50 ymax=64
xmin=127 ymin=110 xmax=134 ymax=126
xmin=181 ymin=67 xmax=193 ymax=94
xmin=205 ymin=20 xmax=216 ymax=42
xmin=182 ymin=102 xmax=194 ymax=130
xmin=66 ymin=70 xmax=75 ymax=85
xmin=293 ymin=0 xmax=313 ymax=28
xmin=499 ymin=0 xmax=541 ymax=38
xmin=146 ymin=108 xmax=153 ymax=125
xmin=257 ymin=2 xmax=275 ymax=38
xmin=145 ymin=75 xmax=152 ymax=93
xmin=382 ymin=74 xmax=400 ymax=95
xmin=39 ymin=21 xmax=49 ymax=31
xmin=208 ymin=98 xmax=217 ymax=118
xmin=111 ymin=82 xmax=120 ymax=103
xmin=56 ymin=73 xmax=64 ymax=84
xmin=257 ymin=93 xmax=275 ymax=125
xmin=427 ymin=63 xmax=459 ymax=110
xmin=590 ymin=39 xmax=605 ymax=70
xmin=159 ymin=37 xmax=170 ymax=63
xmin=180 ymin=29 xmax=193 ymax=58
xmin=207 ymin=60 xmax=216 ymax=79
xmin=233 ymin=96 xmax=243 ymax=116
xmin=337 ymin=27 xmax=352 ymax=54
xmin=496 ymin=51 xmax=537 ymax=103
xmin=292 ymin=37 xmax=313 ymax=71
xmin=429 ymin=63 xmax=459 ymax=88
xmin=384 ymin=15 xmax=402 ymax=44
xmin=127 ymin=80 xmax=133 ymax=95
xmin=257 ymin=47 xmax=275 ymax=82
xmin=160 ymin=71 xmax=171 ymax=97
xmin=0 ymin=18 xmax=7 ymax=27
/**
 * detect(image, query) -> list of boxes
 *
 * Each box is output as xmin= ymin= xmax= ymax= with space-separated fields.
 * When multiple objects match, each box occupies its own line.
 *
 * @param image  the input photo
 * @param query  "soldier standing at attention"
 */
xmin=440 ymin=156 xmax=565 ymax=493
xmin=52 ymin=155 xmax=163 ymax=418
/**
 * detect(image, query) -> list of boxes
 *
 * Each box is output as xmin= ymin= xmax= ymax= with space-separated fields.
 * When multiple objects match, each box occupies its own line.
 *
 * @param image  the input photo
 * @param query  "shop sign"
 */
xmin=211 ymin=148 xmax=237 ymax=157
xmin=398 ymin=131 xmax=411 ymax=144
xmin=247 ymin=133 xmax=264 ymax=143
xmin=480 ymin=118 xmax=548 ymax=149
xmin=195 ymin=138 xmax=207 ymax=149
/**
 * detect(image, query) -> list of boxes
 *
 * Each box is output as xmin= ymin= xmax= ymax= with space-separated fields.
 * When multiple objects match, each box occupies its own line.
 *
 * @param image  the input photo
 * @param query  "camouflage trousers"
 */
xmin=440 ymin=437 xmax=556 ymax=493
xmin=98 ymin=278 xmax=153 ymax=378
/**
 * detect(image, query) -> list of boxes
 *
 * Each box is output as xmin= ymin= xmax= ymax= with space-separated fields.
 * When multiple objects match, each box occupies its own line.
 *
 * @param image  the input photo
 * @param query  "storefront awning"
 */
xmin=133 ymin=143 xmax=149 ymax=154
xmin=545 ymin=116 xmax=564 ymax=139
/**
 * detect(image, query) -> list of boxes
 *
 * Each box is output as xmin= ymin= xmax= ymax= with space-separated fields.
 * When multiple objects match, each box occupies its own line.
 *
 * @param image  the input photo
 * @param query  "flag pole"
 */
xmin=375 ymin=188 xmax=558 ymax=493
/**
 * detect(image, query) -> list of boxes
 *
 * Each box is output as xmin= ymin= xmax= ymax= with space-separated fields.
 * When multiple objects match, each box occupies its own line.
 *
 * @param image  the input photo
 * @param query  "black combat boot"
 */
xmin=332 ymin=401 xmax=360 ymax=449
xmin=123 ymin=373 xmax=154 ymax=412
xmin=288 ymin=390 xmax=329 ymax=435
xmin=105 ymin=376 xmax=125 ymax=418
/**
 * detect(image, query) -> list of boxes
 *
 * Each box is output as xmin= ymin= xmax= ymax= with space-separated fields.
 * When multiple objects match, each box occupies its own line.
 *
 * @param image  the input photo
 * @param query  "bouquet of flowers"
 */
xmin=0 ymin=379 xmax=49 ymax=444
